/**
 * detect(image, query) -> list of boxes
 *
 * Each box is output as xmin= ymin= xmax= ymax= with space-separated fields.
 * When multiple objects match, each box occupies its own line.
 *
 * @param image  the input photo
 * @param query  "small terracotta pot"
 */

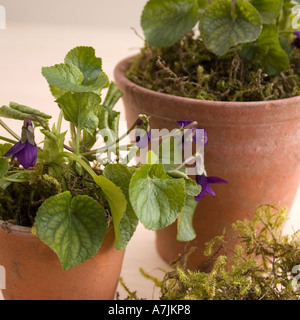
xmin=0 ymin=221 xmax=125 ymax=300
xmin=114 ymin=56 xmax=300 ymax=271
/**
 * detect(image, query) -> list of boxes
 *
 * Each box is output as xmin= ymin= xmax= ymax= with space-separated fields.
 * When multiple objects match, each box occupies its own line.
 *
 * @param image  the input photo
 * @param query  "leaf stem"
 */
xmin=56 ymin=110 xmax=63 ymax=134
xmin=60 ymin=151 xmax=96 ymax=178
xmin=76 ymin=127 xmax=81 ymax=155
xmin=25 ymin=114 xmax=50 ymax=131
xmin=0 ymin=119 xmax=21 ymax=141
xmin=0 ymin=136 xmax=18 ymax=144
xmin=82 ymin=117 xmax=144 ymax=157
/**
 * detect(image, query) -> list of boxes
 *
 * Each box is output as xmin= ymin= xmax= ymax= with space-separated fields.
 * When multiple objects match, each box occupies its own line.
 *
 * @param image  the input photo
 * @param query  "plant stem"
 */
xmin=82 ymin=118 xmax=141 ymax=157
xmin=25 ymin=114 xmax=50 ymax=131
xmin=75 ymin=126 xmax=81 ymax=155
xmin=0 ymin=136 xmax=18 ymax=144
xmin=0 ymin=119 xmax=21 ymax=140
xmin=60 ymin=151 xmax=96 ymax=178
xmin=56 ymin=110 xmax=63 ymax=134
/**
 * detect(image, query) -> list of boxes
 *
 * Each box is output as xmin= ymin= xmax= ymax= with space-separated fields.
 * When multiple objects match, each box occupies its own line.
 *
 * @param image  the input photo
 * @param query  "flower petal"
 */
xmin=205 ymin=184 xmax=216 ymax=197
xmin=136 ymin=129 xmax=151 ymax=149
xmin=207 ymin=176 xmax=228 ymax=184
xmin=194 ymin=188 xmax=206 ymax=202
xmin=15 ymin=141 xmax=37 ymax=169
xmin=4 ymin=141 xmax=26 ymax=157
xmin=292 ymin=32 xmax=300 ymax=49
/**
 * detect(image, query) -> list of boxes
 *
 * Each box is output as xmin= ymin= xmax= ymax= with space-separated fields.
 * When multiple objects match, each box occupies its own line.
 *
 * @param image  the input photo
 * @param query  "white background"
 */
xmin=0 ymin=0 xmax=299 ymax=300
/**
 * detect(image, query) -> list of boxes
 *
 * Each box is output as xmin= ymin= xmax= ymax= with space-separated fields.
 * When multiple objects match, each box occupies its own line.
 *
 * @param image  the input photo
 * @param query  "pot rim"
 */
xmin=0 ymin=219 xmax=32 ymax=234
xmin=114 ymin=55 xmax=300 ymax=108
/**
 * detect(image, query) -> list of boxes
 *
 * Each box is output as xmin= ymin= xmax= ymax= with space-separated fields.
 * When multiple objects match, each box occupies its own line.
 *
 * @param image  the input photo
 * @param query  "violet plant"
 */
xmin=140 ymin=0 xmax=299 ymax=76
xmin=0 ymin=46 xmax=225 ymax=270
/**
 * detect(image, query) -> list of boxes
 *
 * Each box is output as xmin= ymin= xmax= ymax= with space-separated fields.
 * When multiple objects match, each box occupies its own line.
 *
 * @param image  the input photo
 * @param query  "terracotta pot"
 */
xmin=114 ymin=56 xmax=300 ymax=271
xmin=0 ymin=221 xmax=125 ymax=300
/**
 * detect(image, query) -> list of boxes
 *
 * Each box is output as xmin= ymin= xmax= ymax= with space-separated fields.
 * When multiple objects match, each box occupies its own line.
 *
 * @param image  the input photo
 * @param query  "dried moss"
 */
xmin=127 ymin=33 xmax=300 ymax=102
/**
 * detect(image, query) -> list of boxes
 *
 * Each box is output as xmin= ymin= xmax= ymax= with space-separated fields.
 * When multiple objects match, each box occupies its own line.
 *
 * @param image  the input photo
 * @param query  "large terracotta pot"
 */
xmin=114 ymin=56 xmax=300 ymax=271
xmin=0 ymin=221 xmax=125 ymax=300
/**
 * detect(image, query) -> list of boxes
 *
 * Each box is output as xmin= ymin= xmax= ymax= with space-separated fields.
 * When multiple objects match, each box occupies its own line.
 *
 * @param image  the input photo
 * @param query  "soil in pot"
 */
xmin=114 ymin=45 xmax=300 ymax=270
xmin=0 ymin=221 xmax=124 ymax=300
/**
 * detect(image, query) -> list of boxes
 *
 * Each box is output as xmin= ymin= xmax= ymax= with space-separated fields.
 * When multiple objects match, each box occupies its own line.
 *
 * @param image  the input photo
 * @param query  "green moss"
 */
xmin=121 ymin=204 xmax=300 ymax=300
xmin=126 ymin=33 xmax=300 ymax=102
xmin=0 ymin=163 xmax=107 ymax=227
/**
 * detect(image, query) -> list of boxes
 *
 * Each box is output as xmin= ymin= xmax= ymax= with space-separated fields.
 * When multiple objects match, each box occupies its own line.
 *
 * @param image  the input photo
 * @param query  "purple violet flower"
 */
xmin=177 ymin=120 xmax=208 ymax=146
xmin=135 ymin=129 xmax=151 ymax=149
xmin=4 ymin=119 xmax=37 ymax=169
xmin=292 ymin=31 xmax=300 ymax=49
xmin=194 ymin=173 xmax=227 ymax=202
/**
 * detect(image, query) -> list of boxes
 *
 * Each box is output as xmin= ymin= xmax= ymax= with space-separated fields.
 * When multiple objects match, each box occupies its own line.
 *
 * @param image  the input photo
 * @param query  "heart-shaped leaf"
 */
xmin=56 ymin=92 xmax=100 ymax=135
xmin=64 ymin=46 xmax=104 ymax=86
xmin=141 ymin=0 xmax=199 ymax=47
xmin=250 ymin=0 xmax=282 ymax=24
xmin=256 ymin=24 xmax=289 ymax=76
xmin=129 ymin=164 xmax=185 ymax=230
xmin=36 ymin=192 xmax=107 ymax=270
xmin=199 ymin=0 xmax=262 ymax=56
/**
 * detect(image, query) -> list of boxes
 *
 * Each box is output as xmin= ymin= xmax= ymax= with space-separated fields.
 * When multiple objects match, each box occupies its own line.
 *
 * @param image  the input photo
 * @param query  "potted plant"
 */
xmin=114 ymin=0 xmax=300 ymax=271
xmin=0 ymin=46 xmax=207 ymax=300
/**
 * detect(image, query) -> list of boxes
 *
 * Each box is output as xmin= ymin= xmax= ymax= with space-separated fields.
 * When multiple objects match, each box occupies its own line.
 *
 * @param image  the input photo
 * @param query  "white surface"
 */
xmin=0 ymin=14 xmax=300 ymax=300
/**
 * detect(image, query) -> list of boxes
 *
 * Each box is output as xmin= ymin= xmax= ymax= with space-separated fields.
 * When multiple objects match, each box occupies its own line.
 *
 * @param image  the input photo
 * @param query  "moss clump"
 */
xmin=126 ymin=33 xmax=300 ymax=102
xmin=0 ymin=162 xmax=107 ymax=227
xmin=123 ymin=204 xmax=300 ymax=300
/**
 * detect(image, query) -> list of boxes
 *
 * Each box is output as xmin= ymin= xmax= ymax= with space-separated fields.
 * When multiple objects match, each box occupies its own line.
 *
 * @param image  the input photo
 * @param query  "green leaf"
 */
xmin=0 ymin=103 xmax=51 ymax=122
xmin=250 ymin=0 xmax=283 ymax=24
xmin=256 ymin=24 xmax=289 ymax=76
xmin=141 ymin=0 xmax=199 ymax=47
xmin=0 ymin=158 xmax=9 ymax=178
xmin=198 ymin=0 xmax=208 ymax=9
xmin=0 ymin=179 xmax=11 ymax=190
xmin=56 ymin=92 xmax=101 ymax=135
xmin=42 ymin=63 xmax=84 ymax=91
xmin=93 ymin=175 xmax=127 ymax=246
xmin=102 ymin=82 xmax=123 ymax=110
xmin=167 ymin=170 xmax=202 ymax=196
xmin=42 ymin=63 xmax=108 ymax=94
xmin=0 ymin=171 xmax=37 ymax=190
xmin=36 ymin=192 xmax=107 ymax=270
xmin=9 ymin=102 xmax=52 ymax=120
xmin=64 ymin=46 xmax=104 ymax=86
xmin=129 ymin=164 xmax=185 ymax=230
xmin=103 ymin=164 xmax=138 ymax=249
xmin=97 ymin=106 xmax=120 ymax=143
xmin=199 ymin=0 xmax=262 ymax=56
xmin=40 ymin=129 xmax=67 ymax=162
xmin=177 ymin=195 xmax=198 ymax=241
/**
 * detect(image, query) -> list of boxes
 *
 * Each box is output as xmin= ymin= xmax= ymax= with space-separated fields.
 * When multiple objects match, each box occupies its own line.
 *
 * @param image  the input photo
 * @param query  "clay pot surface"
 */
xmin=114 ymin=56 xmax=300 ymax=270
xmin=0 ymin=221 xmax=125 ymax=300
